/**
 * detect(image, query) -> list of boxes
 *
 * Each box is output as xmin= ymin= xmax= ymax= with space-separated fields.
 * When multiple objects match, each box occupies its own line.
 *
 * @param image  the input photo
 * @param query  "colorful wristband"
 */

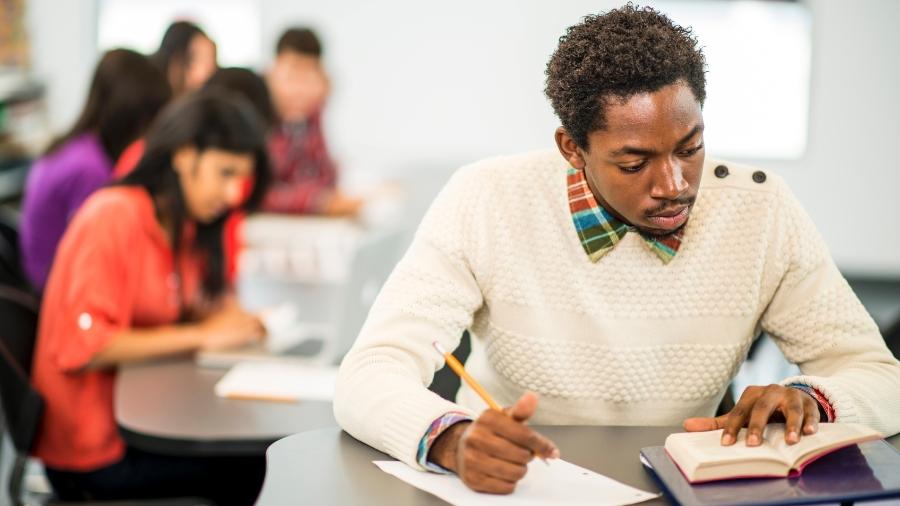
xmin=416 ymin=411 xmax=473 ymax=473
xmin=787 ymin=383 xmax=835 ymax=422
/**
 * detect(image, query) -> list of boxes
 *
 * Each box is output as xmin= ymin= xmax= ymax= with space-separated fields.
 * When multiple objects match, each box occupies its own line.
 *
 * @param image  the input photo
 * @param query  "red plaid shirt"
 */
xmin=263 ymin=111 xmax=337 ymax=213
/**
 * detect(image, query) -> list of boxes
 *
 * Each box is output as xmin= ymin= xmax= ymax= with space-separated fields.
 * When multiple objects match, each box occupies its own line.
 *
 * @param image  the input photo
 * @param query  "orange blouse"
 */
xmin=31 ymin=186 xmax=201 ymax=471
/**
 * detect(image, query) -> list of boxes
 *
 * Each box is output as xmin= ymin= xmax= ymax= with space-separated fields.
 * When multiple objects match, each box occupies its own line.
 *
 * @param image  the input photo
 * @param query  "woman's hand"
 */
xmin=198 ymin=304 xmax=266 ymax=351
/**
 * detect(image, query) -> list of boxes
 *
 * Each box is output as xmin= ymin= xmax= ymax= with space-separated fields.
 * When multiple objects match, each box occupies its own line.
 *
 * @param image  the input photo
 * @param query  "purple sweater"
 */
xmin=20 ymin=133 xmax=113 ymax=290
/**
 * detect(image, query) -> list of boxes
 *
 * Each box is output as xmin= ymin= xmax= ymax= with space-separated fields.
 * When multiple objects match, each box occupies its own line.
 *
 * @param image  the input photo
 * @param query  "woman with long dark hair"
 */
xmin=20 ymin=48 xmax=170 ymax=291
xmin=110 ymin=22 xmax=218 ymax=182
xmin=154 ymin=20 xmax=218 ymax=98
xmin=31 ymin=91 xmax=272 ymax=504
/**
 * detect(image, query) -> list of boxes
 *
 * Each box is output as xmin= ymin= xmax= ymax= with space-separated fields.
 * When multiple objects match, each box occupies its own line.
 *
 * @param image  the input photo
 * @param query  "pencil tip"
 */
xmin=432 ymin=341 xmax=447 ymax=354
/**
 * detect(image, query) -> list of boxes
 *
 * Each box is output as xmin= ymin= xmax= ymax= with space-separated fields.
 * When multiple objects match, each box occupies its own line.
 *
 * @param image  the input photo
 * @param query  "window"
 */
xmin=97 ymin=0 xmax=261 ymax=68
xmin=663 ymin=1 xmax=813 ymax=159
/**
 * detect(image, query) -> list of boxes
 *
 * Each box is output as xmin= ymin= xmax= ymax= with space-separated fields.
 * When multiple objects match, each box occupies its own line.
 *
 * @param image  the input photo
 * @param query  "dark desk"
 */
xmin=256 ymin=426 xmax=900 ymax=506
xmin=114 ymin=359 xmax=336 ymax=456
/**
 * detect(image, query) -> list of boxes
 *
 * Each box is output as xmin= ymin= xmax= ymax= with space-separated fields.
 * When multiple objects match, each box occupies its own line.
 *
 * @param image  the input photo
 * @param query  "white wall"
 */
xmin=749 ymin=1 xmax=900 ymax=276
xmin=25 ymin=0 xmax=98 ymax=133
xmin=259 ymin=0 xmax=570 ymax=172
xmin=25 ymin=0 xmax=900 ymax=275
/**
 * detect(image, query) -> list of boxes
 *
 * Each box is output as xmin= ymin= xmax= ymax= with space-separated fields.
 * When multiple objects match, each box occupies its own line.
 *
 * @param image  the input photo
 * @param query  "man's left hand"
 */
xmin=683 ymin=384 xmax=821 ymax=446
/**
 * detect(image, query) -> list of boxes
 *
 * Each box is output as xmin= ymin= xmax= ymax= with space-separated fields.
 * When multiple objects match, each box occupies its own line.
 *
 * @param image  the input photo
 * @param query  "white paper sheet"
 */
xmin=214 ymin=361 xmax=338 ymax=402
xmin=373 ymin=459 xmax=658 ymax=506
xmin=259 ymin=304 xmax=334 ymax=354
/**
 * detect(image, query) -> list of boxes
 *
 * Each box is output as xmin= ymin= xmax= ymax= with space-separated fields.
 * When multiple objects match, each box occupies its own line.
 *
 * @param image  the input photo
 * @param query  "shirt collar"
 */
xmin=567 ymin=167 xmax=685 ymax=264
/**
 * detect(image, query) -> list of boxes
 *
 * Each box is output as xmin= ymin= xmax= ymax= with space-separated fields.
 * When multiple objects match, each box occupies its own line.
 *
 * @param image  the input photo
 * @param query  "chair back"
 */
xmin=0 ymin=285 xmax=42 ymax=454
xmin=0 ymin=213 xmax=31 ymax=291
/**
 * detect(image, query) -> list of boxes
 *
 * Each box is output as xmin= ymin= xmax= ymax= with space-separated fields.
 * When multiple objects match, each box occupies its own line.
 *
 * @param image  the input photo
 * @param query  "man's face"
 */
xmin=557 ymin=81 xmax=705 ymax=236
xmin=268 ymin=51 xmax=329 ymax=122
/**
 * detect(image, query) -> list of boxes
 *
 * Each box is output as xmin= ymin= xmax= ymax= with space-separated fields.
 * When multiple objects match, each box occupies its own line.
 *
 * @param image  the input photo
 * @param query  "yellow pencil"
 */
xmin=433 ymin=340 xmax=503 ymax=411
xmin=432 ymin=341 xmax=550 ymax=463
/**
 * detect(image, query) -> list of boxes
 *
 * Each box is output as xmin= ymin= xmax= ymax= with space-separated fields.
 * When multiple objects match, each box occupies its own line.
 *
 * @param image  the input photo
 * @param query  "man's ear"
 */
xmin=554 ymin=127 xmax=586 ymax=170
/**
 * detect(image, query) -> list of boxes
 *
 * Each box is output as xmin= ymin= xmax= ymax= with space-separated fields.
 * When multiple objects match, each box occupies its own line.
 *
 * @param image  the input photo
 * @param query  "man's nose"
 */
xmin=650 ymin=159 xmax=688 ymax=200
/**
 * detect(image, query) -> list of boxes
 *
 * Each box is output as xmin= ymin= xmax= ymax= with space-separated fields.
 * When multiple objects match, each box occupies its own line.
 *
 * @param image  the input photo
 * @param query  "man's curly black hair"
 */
xmin=545 ymin=3 xmax=706 ymax=149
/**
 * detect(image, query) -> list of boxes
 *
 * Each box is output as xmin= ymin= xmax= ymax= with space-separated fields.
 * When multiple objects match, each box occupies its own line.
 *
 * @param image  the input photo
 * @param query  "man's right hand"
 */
xmin=427 ymin=392 xmax=560 ymax=494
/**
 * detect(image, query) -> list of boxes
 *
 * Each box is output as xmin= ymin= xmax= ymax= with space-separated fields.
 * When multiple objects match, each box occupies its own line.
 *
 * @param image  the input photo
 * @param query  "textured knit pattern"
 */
xmin=484 ymin=330 xmax=747 ymax=402
xmin=567 ymin=167 xmax=684 ymax=263
xmin=334 ymin=151 xmax=900 ymax=470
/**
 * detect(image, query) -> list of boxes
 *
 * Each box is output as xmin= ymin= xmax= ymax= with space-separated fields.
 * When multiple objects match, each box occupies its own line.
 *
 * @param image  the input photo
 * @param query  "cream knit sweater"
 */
xmin=334 ymin=151 xmax=900 ymax=469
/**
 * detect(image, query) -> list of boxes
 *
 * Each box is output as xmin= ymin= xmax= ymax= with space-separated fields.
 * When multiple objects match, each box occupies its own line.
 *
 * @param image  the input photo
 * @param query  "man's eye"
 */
xmin=619 ymin=162 xmax=647 ymax=173
xmin=679 ymin=144 xmax=704 ymax=157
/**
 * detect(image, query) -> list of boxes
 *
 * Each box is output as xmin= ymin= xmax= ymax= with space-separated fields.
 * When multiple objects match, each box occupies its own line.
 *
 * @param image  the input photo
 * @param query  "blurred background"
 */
xmin=3 ymin=0 xmax=897 ymax=272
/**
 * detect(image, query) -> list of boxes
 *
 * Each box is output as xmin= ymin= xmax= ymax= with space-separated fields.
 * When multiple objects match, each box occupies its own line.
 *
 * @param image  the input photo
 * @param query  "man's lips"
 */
xmin=645 ymin=205 xmax=690 ymax=230
xmin=648 ymin=205 xmax=689 ymax=218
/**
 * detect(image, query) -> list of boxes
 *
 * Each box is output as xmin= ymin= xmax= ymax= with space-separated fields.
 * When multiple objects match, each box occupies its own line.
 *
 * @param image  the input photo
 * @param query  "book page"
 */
xmin=373 ymin=459 xmax=658 ymax=506
xmin=773 ymin=423 xmax=882 ymax=467
xmin=666 ymin=428 xmax=785 ymax=469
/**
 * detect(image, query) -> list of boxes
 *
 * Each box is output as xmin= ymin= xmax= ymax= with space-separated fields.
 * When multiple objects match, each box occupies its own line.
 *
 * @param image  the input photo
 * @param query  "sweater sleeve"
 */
xmin=760 ymin=179 xmax=900 ymax=436
xmin=333 ymin=165 xmax=485 ymax=469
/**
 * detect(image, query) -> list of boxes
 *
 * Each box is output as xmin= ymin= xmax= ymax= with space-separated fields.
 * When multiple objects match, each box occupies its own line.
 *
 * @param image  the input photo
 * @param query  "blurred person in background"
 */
xmin=115 ymin=66 xmax=276 ymax=178
xmin=204 ymin=67 xmax=277 ymax=128
xmin=114 ymin=66 xmax=278 ymax=281
xmin=20 ymin=48 xmax=170 ymax=292
xmin=109 ymin=20 xmax=221 ymax=175
xmin=31 ymin=91 xmax=271 ymax=504
xmin=266 ymin=27 xmax=363 ymax=216
xmin=202 ymin=67 xmax=277 ymax=281
xmin=153 ymin=20 xmax=218 ymax=98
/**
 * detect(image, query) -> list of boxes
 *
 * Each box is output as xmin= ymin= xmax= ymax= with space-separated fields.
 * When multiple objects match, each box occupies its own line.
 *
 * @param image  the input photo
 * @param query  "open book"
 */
xmin=665 ymin=423 xmax=882 ymax=483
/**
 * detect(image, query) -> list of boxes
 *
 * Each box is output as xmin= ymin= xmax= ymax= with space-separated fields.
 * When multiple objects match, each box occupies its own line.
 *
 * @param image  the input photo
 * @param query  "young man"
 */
xmin=333 ymin=5 xmax=900 ymax=494
xmin=265 ymin=27 xmax=362 ymax=216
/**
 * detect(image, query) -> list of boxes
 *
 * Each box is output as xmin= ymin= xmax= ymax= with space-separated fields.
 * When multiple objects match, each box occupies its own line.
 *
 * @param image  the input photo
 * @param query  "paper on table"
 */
xmin=373 ymin=458 xmax=658 ymax=506
xmin=214 ymin=361 xmax=338 ymax=402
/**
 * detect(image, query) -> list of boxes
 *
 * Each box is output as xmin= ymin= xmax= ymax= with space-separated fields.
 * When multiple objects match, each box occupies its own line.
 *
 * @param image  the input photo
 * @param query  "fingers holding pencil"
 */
xmin=432 ymin=341 xmax=559 ymax=458
xmin=429 ymin=392 xmax=561 ymax=494
xmin=429 ymin=341 xmax=560 ymax=495
xmin=497 ymin=393 xmax=560 ymax=465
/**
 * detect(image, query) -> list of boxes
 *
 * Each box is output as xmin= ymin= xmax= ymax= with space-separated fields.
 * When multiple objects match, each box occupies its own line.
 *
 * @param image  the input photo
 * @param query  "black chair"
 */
xmin=0 ymin=285 xmax=41 ymax=505
xmin=882 ymin=316 xmax=900 ymax=360
xmin=0 ymin=286 xmax=210 ymax=506
xmin=428 ymin=331 xmax=472 ymax=401
xmin=0 ymin=210 xmax=31 ymax=293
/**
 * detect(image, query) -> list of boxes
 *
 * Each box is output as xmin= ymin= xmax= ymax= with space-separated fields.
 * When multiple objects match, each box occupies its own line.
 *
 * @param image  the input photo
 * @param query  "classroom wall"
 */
xmin=755 ymin=1 xmax=900 ymax=277
xmin=25 ymin=0 xmax=98 ymax=134
xmin=25 ymin=0 xmax=900 ymax=275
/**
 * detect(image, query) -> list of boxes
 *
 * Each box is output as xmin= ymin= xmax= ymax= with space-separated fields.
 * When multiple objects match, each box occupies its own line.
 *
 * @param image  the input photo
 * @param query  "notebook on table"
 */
xmin=214 ymin=361 xmax=338 ymax=403
xmin=640 ymin=424 xmax=900 ymax=506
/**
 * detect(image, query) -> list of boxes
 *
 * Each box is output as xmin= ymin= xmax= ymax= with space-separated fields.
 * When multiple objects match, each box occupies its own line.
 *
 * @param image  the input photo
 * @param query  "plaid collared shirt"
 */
xmin=567 ymin=167 xmax=684 ymax=264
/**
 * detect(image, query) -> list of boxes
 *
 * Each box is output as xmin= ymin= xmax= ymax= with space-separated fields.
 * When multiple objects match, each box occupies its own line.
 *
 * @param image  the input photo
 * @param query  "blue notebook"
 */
xmin=640 ymin=440 xmax=900 ymax=506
